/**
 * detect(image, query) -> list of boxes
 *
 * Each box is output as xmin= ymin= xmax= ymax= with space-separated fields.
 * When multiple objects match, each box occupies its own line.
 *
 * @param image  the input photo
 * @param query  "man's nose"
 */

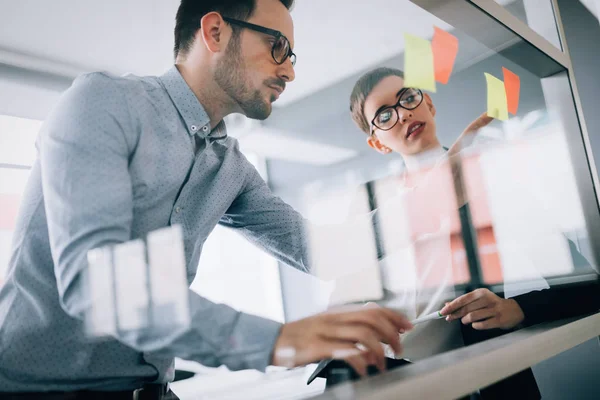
xmin=278 ymin=58 xmax=295 ymax=83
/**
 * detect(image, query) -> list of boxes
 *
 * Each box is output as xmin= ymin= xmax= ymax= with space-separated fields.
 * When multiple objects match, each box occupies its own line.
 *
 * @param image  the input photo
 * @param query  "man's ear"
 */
xmin=199 ymin=12 xmax=229 ymax=53
xmin=367 ymin=135 xmax=391 ymax=155
xmin=424 ymin=93 xmax=436 ymax=118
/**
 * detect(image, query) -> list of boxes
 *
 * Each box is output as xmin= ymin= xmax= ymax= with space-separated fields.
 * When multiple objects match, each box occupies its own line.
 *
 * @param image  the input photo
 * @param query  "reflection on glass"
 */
xmin=86 ymin=246 xmax=117 ymax=337
xmin=304 ymin=185 xmax=383 ymax=306
xmin=147 ymin=226 xmax=190 ymax=328
xmin=375 ymin=171 xmax=462 ymax=360
xmin=85 ymin=225 xmax=190 ymax=338
xmin=494 ymin=0 xmax=562 ymax=49
xmin=113 ymin=240 xmax=150 ymax=331
xmin=465 ymin=127 xmax=593 ymax=292
xmin=269 ymin=2 xmax=598 ymax=374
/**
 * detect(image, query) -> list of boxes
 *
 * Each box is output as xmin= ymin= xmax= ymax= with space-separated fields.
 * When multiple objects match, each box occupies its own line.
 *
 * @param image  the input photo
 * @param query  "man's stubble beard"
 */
xmin=214 ymin=33 xmax=272 ymax=120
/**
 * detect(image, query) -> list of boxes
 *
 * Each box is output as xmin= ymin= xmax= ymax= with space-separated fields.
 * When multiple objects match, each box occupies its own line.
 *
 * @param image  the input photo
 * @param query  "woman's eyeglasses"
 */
xmin=223 ymin=17 xmax=296 ymax=66
xmin=370 ymin=88 xmax=424 ymax=134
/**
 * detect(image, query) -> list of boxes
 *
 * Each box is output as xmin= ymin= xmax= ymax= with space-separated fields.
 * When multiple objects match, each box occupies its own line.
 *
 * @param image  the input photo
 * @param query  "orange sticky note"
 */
xmin=432 ymin=26 xmax=459 ymax=84
xmin=502 ymin=67 xmax=521 ymax=115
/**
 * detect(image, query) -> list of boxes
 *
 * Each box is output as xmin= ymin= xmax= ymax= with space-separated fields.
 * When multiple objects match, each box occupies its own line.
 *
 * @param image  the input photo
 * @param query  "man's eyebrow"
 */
xmin=373 ymin=88 xmax=408 ymax=117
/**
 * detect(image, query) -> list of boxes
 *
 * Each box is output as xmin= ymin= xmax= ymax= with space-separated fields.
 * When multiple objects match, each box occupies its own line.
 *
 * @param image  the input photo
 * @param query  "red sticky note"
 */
xmin=503 ymin=67 xmax=521 ymax=115
xmin=432 ymin=26 xmax=459 ymax=85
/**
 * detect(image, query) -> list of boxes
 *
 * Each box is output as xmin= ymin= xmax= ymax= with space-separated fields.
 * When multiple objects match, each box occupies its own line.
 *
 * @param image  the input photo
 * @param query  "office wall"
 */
xmin=0 ymin=64 xmax=67 ymax=121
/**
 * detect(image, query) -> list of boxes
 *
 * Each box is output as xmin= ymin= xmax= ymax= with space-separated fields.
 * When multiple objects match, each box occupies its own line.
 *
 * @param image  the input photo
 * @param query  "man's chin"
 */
xmin=239 ymin=97 xmax=273 ymax=121
xmin=243 ymin=104 xmax=271 ymax=120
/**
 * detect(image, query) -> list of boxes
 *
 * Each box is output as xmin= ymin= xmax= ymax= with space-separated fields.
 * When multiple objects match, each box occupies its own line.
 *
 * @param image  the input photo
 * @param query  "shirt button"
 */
xmin=175 ymin=207 xmax=181 ymax=213
xmin=190 ymin=125 xmax=198 ymax=132
xmin=202 ymin=125 xmax=209 ymax=132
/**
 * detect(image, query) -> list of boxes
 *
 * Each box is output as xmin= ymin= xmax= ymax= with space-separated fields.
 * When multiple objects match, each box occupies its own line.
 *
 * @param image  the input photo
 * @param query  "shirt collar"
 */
xmin=160 ymin=65 xmax=224 ymax=138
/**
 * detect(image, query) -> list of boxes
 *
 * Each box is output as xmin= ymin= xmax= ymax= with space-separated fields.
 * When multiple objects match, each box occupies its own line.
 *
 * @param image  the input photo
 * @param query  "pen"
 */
xmin=410 ymin=310 xmax=445 ymax=325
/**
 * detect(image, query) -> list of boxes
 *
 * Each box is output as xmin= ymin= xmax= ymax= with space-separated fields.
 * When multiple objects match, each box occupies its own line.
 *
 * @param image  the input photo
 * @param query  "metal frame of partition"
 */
xmin=411 ymin=0 xmax=600 ymax=278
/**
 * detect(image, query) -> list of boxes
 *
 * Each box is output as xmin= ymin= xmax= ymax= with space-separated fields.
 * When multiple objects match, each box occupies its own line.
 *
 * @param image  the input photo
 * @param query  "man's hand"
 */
xmin=441 ymin=288 xmax=525 ymax=330
xmin=271 ymin=307 xmax=413 ymax=376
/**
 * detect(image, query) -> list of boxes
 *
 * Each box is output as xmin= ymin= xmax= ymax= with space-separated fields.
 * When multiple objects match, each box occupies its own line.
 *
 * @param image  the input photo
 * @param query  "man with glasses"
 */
xmin=0 ymin=0 xmax=414 ymax=398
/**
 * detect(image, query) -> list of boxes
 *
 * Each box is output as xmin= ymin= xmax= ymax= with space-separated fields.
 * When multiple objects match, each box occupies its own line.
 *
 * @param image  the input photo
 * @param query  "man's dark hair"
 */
xmin=174 ymin=0 xmax=295 ymax=59
xmin=349 ymin=67 xmax=404 ymax=134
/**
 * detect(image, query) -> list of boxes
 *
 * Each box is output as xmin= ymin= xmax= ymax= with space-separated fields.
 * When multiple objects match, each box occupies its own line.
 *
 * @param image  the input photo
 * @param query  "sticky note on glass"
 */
xmin=432 ymin=27 xmax=459 ymax=84
xmin=404 ymin=33 xmax=436 ymax=93
xmin=485 ymin=73 xmax=509 ymax=121
xmin=502 ymin=67 xmax=521 ymax=115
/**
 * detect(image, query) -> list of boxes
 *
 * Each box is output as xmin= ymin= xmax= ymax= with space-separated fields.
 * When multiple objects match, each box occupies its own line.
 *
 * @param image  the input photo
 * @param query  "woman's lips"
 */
xmin=405 ymin=121 xmax=426 ymax=140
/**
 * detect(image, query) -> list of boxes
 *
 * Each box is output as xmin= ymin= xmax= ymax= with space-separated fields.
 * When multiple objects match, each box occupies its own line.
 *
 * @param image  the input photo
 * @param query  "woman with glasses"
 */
xmin=347 ymin=67 xmax=598 ymax=399
xmin=350 ymin=67 xmax=491 ymax=172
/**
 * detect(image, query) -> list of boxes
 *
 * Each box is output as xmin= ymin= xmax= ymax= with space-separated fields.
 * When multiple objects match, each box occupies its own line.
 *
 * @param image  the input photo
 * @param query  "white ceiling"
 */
xmin=580 ymin=0 xmax=600 ymax=18
xmin=0 ymin=0 xmax=178 ymax=76
xmin=0 ymin=0 xmax=454 ymax=107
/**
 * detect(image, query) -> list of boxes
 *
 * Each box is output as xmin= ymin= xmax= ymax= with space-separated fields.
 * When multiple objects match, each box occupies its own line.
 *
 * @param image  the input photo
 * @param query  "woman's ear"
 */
xmin=424 ymin=93 xmax=436 ymax=118
xmin=367 ymin=135 xmax=392 ymax=154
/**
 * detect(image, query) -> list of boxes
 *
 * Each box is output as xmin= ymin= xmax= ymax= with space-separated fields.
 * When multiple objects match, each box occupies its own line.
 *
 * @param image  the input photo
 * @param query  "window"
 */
xmin=190 ymin=152 xmax=285 ymax=323
xmin=0 ymin=115 xmax=41 ymax=283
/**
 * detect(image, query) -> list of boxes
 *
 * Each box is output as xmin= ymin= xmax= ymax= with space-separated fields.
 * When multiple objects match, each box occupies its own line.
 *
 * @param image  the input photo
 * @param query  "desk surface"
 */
xmin=307 ymin=312 xmax=600 ymax=400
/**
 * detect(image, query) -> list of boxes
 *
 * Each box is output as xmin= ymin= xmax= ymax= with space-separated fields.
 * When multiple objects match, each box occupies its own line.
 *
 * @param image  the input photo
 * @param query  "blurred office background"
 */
xmin=1 ymin=1 xmax=599 ymax=399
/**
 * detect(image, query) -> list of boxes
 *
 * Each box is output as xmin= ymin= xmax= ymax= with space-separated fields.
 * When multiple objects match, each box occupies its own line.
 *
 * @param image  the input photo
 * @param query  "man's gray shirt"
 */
xmin=0 ymin=66 xmax=308 ymax=391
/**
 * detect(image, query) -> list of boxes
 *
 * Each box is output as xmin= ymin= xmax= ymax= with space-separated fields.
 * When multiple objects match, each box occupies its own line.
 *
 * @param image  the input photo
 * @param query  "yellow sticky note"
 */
xmin=484 ymin=73 xmax=509 ymax=121
xmin=404 ymin=33 xmax=437 ymax=93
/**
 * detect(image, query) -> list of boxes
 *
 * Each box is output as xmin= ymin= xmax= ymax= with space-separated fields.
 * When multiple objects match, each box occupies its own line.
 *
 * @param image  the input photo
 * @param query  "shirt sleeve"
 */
xmin=511 ymin=238 xmax=599 ymax=327
xmin=40 ymin=72 xmax=281 ymax=372
xmin=220 ymin=162 xmax=311 ymax=274
xmin=512 ymin=278 xmax=600 ymax=327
